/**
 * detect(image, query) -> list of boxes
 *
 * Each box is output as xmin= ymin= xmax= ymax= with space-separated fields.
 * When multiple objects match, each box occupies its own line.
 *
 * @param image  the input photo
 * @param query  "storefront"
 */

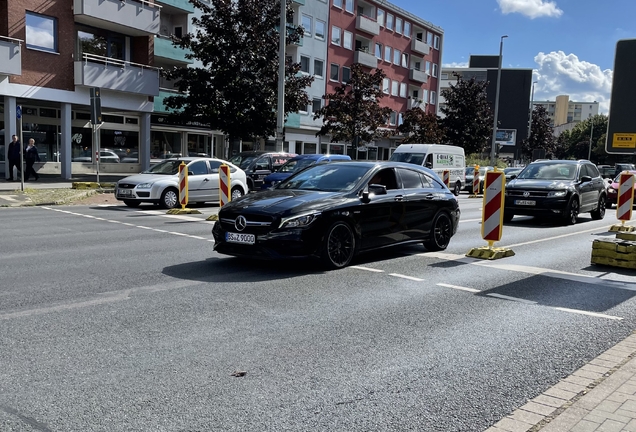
xmin=150 ymin=114 xmax=224 ymax=159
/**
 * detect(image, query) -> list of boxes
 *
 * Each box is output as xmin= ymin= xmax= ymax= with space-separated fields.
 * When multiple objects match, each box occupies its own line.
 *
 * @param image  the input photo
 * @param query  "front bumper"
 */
xmin=115 ymin=185 xmax=158 ymax=201
xmin=504 ymin=196 xmax=569 ymax=217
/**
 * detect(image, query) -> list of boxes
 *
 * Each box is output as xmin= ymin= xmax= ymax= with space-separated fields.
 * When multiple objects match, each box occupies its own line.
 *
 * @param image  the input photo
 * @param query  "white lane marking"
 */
xmin=350 ymin=266 xmax=385 ymax=273
xmin=437 ymin=283 xmax=480 ymax=293
xmin=139 ymin=209 xmax=217 ymax=224
xmin=389 ymin=273 xmax=424 ymax=281
xmin=502 ymin=222 xmax=634 ymax=249
xmin=553 ymin=307 xmax=623 ymax=321
xmin=487 ymin=293 xmax=537 ymax=304
xmin=459 ymin=218 xmax=482 ymax=223
xmin=422 ymin=252 xmax=466 ymax=260
xmin=42 ymin=207 xmax=211 ymax=242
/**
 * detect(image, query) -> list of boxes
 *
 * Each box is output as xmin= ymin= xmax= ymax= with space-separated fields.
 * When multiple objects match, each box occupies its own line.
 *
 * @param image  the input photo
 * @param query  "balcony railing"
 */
xmin=355 ymin=15 xmax=379 ymax=36
xmin=73 ymin=0 xmax=161 ymax=36
xmin=409 ymin=68 xmax=428 ymax=84
xmin=154 ymin=36 xmax=192 ymax=64
xmin=411 ymin=38 xmax=430 ymax=56
xmin=354 ymin=49 xmax=378 ymax=69
xmin=74 ymin=53 xmax=160 ymax=96
xmin=0 ymin=35 xmax=22 ymax=76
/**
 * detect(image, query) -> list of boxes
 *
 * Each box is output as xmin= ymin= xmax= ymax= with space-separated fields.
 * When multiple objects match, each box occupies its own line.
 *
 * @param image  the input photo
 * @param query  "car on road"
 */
xmin=504 ymin=167 xmax=523 ymax=183
xmin=260 ymin=154 xmax=351 ymax=189
xmin=212 ymin=161 xmax=461 ymax=269
xmin=115 ymin=157 xmax=248 ymax=208
xmin=464 ymin=166 xmax=494 ymax=193
xmin=228 ymin=151 xmax=296 ymax=191
xmin=606 ymin=170 xmax=636 ymax=208
xmin=504 ymin=159 xmax=607 ymax=225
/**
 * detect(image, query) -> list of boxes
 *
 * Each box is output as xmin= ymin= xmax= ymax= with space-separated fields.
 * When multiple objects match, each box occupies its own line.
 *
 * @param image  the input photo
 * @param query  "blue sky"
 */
xmin=391 ymin=0 xmax=636 ymax=112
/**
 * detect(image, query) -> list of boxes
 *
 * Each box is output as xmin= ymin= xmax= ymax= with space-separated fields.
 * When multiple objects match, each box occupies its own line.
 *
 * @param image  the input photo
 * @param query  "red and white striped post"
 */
xmin=178 ymin=161 xmax=188 ymax=210
xmin=472 ymin=166 xmax=480 ymax=195
xmin=442 ymin=170 xmax=450 ymax=188
xmin=481 ymin=168 xmax=505 ymax=247
xmin=616 ymin=172 xmax=635 ymax=225
xmin=219 ymin=163 xmax=231 ymax=207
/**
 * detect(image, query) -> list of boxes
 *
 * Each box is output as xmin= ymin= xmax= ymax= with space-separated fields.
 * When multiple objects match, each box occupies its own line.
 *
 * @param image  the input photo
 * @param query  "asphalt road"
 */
xmin=1 ymin=196 xmax=635 ymax=432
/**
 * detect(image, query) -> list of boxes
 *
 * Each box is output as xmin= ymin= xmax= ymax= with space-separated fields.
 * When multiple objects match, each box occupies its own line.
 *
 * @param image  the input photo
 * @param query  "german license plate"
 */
xmin=226 ymin=232 xmax=255 ymax=244
xmin=118 ymin=189 xmax=131 ymax=196
xmin=515 ymin=200 xmax=536 ymax=206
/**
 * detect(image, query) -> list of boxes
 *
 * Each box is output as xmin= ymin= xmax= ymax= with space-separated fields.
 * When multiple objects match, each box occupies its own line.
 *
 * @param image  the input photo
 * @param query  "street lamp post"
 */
xmin=588 ymin=117 xmax=594 ymax=160
xmin=275 ymin=0 xmax=286 ymax=152
xmin=527 ymin=80 xmax=537 ymax=139
xmin=490 ymin=35 xmax=508 ymax=166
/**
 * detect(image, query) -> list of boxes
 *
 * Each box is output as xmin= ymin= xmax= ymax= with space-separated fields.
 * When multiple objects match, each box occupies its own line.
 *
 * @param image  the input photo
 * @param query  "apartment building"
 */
xmin=533 ymin=95 xmax=599 ymax=127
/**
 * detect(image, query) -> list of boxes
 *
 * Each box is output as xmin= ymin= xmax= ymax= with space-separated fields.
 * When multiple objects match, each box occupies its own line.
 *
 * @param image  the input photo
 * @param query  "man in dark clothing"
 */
xmin=24 ymin=138 xmax=40 ymax=181
xmin=7 ymin=135 xmax=21 ymax=181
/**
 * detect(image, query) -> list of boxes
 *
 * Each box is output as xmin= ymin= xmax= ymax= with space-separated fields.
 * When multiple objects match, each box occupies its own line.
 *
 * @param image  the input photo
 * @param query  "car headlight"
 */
xmin=136 ymin=183 xmax=153 ymax=189
xmin=608 ymin=187 xmax=617 ymax=194
xmin=279 ymin=212 xmax=321 ymax=229
xmin=547 ymin=190 xmax=567 ymax=197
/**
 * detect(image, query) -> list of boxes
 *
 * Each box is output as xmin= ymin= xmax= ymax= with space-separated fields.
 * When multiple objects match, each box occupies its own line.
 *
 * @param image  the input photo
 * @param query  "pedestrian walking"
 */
xmin=7 ymin=135 xmax=21 ymax=181
xmin=24 ymin=138 xmax=40 ymax=181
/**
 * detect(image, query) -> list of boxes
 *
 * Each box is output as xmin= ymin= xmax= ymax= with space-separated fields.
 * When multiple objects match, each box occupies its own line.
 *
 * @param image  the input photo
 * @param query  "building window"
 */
xmin=331 ymin=26 xmax=341 ymax=45
xmin=343 ymin=31 xmax=353 ymax=50
xmin=26 ymin=12 xmax=57 ymax=53
xmin=399 ymin=83 xmax=407 ymax=98
xmin=391 ymin=80 xmax=398 ymax=96
xmin=330 ymin=63 xmax=339 ymax=81
xmin=398 ymin=112 xmax=404 ymax=126
xmin=375 ymin=43 xmax=382 ymax=59
xmin=423 ymin=89 xmax=429 ymax=103
xmin=384 ymin=46 xmax=391 ymax=62
xmin=401 ymin=53 xmax=408 ymax=68
xmin=382 ymin=78 xmax=389 ymax=94
xmin=425 ymin=61 xmax=431 ymax=75
xmin=404 ymin=21 xmax=411 ymax=37
xmin=432 ymin=64 xmax=438 ymax=77
xmin=314 ymin=59 xmax=324 ymax=78
xmin=427 ymin=31 xmax=433 ymax=45
xmin=77 ymin=26 xmax=125 ymax=60
xmin=434 ymin=35 xmax=440 ymax=49
xmin=395 ymin=18 xmax=403 ymax=35
xmin=313 ymin=98 xmax=322 ymax=113
xmin=430 ymin=91 xmax=437 ymax=105
xmin=342 ymin=66 xmax=351 ymax=83
xmin=345 ymin=0 xmax=354 ymax=13
xmin=333 ymin=0 xmax=342 ymax=8
xmin=302 ymin=15 xmax=312 ymax=37
xmin=393 ymin=49 xmax=401 ymax=65
xmin=377 ymin=9 xmax=385 ymax=26
xmin=300 ymin=55 xmax=310 ymax=74
xmin=386 ymin=14 xmax=394 ymax=30
xmin=315 ymin=20 xmax=326 ymax=40
xmin=389 ymin=111 xmax=397 ymax=125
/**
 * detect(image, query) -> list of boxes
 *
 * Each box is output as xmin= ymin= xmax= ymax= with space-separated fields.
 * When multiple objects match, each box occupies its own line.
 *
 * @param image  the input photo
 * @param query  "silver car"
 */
xmin=115 ymin=157 xmax=248 ymax=208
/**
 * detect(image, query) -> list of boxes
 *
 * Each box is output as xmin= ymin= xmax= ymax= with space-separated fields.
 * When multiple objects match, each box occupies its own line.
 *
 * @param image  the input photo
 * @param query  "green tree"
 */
xmin=314 ymin=64 xmax=392 ymax=146
xmin=397 ymin=109 xmax=445 ymax=144
xmin=554 ymin=114 xmax=608 ymax=161
xmin=440 ymin=76 xmax=493 ymax=155
xmin=163 ymin=0 xmax=314 ymax=145
xmin=521 ymin=105 xmax=556 ymax=159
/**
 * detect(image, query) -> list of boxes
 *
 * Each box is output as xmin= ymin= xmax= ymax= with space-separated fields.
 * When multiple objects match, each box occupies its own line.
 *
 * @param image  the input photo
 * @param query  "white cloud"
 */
xmin=442 ymin=62 xmax=469 ymax=68
xmin=497 ymin=0 xmax=563 ymax=19
xmin=532 ymin=51 xmax=613 ymax=113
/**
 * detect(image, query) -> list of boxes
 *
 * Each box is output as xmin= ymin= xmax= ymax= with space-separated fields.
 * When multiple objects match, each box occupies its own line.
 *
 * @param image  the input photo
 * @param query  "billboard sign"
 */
xmin=496 ymin=129 xmax=516 ymax=146
xmin=606 ymin=39 xmax=636 ymax=154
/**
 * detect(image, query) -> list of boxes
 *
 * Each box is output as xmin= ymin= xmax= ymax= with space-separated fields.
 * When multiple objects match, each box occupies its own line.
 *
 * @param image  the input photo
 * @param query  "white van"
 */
xmin=390 ymin=144 xmax=466 ymax=195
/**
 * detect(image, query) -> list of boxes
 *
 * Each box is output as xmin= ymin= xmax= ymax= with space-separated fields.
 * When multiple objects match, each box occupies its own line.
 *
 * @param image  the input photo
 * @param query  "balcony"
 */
xmin=409 ymin=68 xmax=428 ymax=84
xmin=409 ymin=98 xmax=426 ymax=109
xmin=73 ymin=0 xmax=160 ymax=36
xmin=74 ymin=54 xmax=160 ymax=96
xmin=0 ymin=36 xmax=22 ymax=76
xmin=154 ymin=89 xmax=182 ymax=113
xmin=354 ymin=49 xmax=378 ymax=69
xmin=155 ymin=0 xmax=193 ymax=13
xmin=292 ymin=0 xmax=305 ymax=4
xmin=154 ymin=36 xmax=192 ymax=65
xmin=411 ymin=38 xmax=430 ymax=56
xmin=355 ymin=15 xmax=379 ymax=36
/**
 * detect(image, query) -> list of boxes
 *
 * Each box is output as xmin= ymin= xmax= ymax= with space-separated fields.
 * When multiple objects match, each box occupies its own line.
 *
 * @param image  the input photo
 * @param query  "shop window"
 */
xmin=101 ymin=129 xmax=139 ymax=163
xmin=151 ymin=130 xmax=182 ymax=158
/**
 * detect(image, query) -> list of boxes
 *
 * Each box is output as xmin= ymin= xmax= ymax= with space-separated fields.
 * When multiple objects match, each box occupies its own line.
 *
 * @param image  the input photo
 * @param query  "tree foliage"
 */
xmin=521 ymin=105 xmax=556 ymax=159
xmin=554 ymin=115 xmax=608 ymax=162
xmin=314 ymin=64 xmax=392 ymax=146
xmin=163 ymin=0 xmax=314 ymax=141
xmin=397 ymin=109 xmax=445 ymax=144
xmin=440 ymin=76 xmax=494 ymax=155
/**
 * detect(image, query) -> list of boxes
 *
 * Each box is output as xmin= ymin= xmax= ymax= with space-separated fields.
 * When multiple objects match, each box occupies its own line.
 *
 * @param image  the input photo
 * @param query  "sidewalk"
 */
xmin=487 ymin=332 xmax=636 ymax=432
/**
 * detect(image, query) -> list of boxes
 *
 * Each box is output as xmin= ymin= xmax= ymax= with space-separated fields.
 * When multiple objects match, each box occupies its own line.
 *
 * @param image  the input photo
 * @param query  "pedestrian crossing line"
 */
xmin=436 ymin=283 xmax=480 ymax=293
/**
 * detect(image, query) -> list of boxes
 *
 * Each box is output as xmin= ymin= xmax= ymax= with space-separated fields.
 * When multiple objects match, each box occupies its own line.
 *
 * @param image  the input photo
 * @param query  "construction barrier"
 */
xmin=442 ymin=170 xmax=450 ymax=188
xmin=591 ymin=238 xmax=636 ymax=269
xmin=220 ymin=164 xmax=231 ymax=207
xmin=609 ymin=172 xmax=635 ymax=232
xmin=471 ymin=166 xmax=480 ymax=197
xmin=167 ymin=162 xmax=201 ymax=215
xmin=466 ymin=167 xmax=514 ymax=260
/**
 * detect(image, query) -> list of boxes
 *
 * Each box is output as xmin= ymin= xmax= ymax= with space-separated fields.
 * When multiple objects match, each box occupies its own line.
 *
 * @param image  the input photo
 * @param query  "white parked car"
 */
xmin=115 ymin=157 xmax=248 ymax=208
xmin=73 ymin=149 xmax=121 ymax=163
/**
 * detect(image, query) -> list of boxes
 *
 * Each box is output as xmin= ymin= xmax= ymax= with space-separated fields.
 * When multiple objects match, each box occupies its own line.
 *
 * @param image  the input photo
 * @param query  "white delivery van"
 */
xmin=390 ymin=144 xmax=466 ymax=195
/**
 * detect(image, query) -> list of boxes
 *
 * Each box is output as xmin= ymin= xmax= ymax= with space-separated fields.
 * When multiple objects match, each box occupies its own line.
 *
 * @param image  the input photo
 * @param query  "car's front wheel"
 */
xmin=123 ymin=200 xmax=140 ymax=208
xmin=564 ymin=197 xmax=579 ymax=225
xmin=591 ymin=195 xmax=606 ymax=220
xmin=453 ymin=181 xmax=461 ymax=196
xmin=424 ymin=212 xmax=453 ymax=251
xmin=160 ymin=188 xmax=179 ymax=209
xmin=321 ymin=221 xmax=356 ymax=269
xmin=231 ymin=186 xmax=244 ymax=201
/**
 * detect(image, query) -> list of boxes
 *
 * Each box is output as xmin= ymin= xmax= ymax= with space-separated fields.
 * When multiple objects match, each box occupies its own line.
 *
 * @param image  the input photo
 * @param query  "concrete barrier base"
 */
xmin=166 ymin=208 xmax=202 ymax=215
xmin=591 ymin=237 xmax=636 ymax=269
xmin=206 ymin=214 xmax=219 ymax=221
xmin=466 ymin=246 xmax=515 ymax=260
xmin=609 ymin=224 xmax=635 ymax=232
xmin=468 ymin=194 xmax=483 ymax=199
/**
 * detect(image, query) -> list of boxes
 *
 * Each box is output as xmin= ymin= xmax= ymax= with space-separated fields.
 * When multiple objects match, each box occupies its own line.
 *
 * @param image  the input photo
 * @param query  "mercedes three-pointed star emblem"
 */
xmin=235 ymin=215 xmax=247 ymax=232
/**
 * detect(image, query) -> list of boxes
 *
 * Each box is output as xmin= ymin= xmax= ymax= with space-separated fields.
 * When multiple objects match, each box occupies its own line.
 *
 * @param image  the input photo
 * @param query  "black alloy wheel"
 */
xmin=321 ymin=221 xmax=356 ymax=269
xmin=591 ymin=195 xmax=606 ymax=220
xmin=453 ymin=181 xmax=461 ymax=196
xmin=424 ymin=212 xmax=452 ymax=251
xmin=564 ymin=197 xmax=579 ymax=225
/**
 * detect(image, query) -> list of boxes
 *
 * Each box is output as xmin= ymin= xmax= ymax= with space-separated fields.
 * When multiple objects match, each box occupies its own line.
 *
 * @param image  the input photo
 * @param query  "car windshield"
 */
xmin=517 ymin=163 xmax=576 ymax=180
xmin=278 ymin=158 xmax=316 ymax=173
xmin=504 ymin=168 xmax=521 ymax=174
xmin=278 ymin=164 xmax=369 ymax=192
xmin=228 ymin=154 xmax=259 ymax=169
xmin=143 ymin=160 xmax=186 ymax=175
xmin=390 ymin=152 xmax=425 ymax=165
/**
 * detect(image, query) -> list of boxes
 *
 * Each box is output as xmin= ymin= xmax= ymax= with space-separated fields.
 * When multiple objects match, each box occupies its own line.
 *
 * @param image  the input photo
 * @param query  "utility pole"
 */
xmin=588 ymin=118 xmax=594 ymax=160
xmin=490 ymin=35 xmax=508 ymax=166
xmin=527 ymin=80 xmax=537 ymax=139
xmin=275 ymin=0 xmax=286 ymax=152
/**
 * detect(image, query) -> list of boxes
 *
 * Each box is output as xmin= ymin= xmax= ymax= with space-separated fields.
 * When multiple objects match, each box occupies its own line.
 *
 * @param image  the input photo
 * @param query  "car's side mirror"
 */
xmin=188 ymin=171 xmax=194 ymax=176
xmin=360 ymin=186 xmax=371 ymax=204
xmin=369 ymin=184 xmax=387 ymax=195
xmin=510 ymin=174 xmax=517 ymax=180
xmin=581 ymin=175 xmax=592 ymax=183
xmin=425 ymin=162 xmax=433 ymax=168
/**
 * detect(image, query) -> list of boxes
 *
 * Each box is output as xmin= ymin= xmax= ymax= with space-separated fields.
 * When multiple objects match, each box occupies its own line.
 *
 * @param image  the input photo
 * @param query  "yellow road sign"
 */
xmin=613 ymin=133 xmax=636 ymax=148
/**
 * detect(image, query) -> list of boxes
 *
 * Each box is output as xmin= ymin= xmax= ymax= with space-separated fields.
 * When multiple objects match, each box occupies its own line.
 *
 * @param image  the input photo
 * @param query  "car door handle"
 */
xmin=425 ymin=193 xmax=435 ymax=200
xmin=203 ymin=178 xmax=209 ymax=182
xmin=394 ymin=195 xmax=404 ymax=202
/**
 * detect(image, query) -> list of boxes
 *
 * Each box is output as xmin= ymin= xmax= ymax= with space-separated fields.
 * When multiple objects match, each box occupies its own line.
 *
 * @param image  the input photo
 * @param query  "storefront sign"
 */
xmin=151 ymin=115 xmax=211 ymax=129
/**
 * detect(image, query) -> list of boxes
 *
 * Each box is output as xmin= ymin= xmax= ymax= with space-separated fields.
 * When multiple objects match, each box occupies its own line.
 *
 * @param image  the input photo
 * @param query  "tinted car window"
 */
xmin=278 ymin=158 xmax=315 ymax=173
xmin=586 ymin=164 xmax=600 ymax=178
xmin=189 ymin=161 xmax=209 ymax=175
xmin=398 ymin=168 xmax=424 ymax=189
xmin=279 ymin=164 xmax=368 ymax=192
xmin=254 ymin=157 xmax=270 ymax=170
xmin=209 ymin=160 xmax=222 ymax=173
xmin=390 ymin=152 xmax=425 ymax=165
xmin=144 ymin=160 xmax=183 ymax=175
